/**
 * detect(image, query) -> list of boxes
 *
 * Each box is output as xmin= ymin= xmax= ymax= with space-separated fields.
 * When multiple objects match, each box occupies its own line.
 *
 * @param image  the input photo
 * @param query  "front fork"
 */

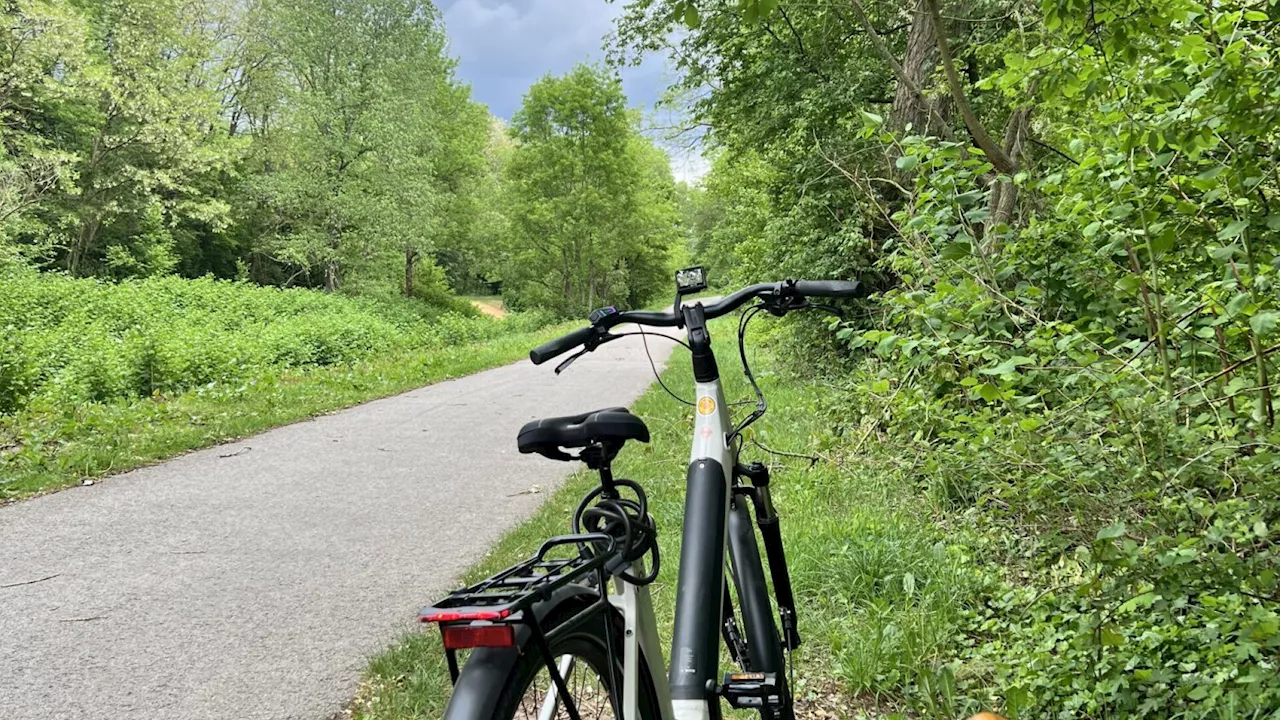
xmin=731 ymin=462 xmax=802 ymax=653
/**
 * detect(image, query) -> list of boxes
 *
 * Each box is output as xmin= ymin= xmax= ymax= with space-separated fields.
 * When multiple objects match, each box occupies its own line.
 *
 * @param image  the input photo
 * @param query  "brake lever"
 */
xmin=554 ymin=347 xmax=589 ymax=374
xmin=553 ymin=331 xmax=620 ymax=375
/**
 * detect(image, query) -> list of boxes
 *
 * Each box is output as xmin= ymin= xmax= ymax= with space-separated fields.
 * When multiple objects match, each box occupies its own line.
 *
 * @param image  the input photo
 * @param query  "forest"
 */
xmin=0 ymin=0 xmax=685 ymax=431
xmin=5 ymin=0 xmax=1280 ymax=717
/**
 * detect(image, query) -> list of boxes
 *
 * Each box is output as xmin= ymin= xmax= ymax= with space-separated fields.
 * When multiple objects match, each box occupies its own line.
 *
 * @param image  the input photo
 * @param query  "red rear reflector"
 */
xmin=420 ymin=608 xmax=512 ymax=623
xmin=440 ymin=624 xmax=516 ymax=649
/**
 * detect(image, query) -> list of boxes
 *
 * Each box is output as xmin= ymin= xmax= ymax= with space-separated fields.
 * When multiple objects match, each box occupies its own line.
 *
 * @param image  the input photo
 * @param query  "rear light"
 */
xmin=440 ymin=623 xmax=516 ymax=649
xmin=420 ymin=608 xmax=512 ymax=623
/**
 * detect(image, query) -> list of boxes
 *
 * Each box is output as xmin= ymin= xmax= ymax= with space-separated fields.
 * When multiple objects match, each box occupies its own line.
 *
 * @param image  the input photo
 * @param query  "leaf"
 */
xmin=1227 ymin=292 xmax=1252 ymax=317
xmin=1250 ymin=311 xmax=1279 ymax=337
xmin=980 ymin=356 xmax=1034 ymax=375
xmin=895 ymin=154 xmax=918 ymax=171
xmin=1217 ymin=219 xmax=1248 ymax=240
xmin=1083 ymin=221 xmax=1102 ymax=238
xmin=1019 ymin=417 xmax=1044 ymax=432
xmin=1100 ymin=625 xmax=1125 ymax=646
xmin=860 ymin=110 xmax=884 ymax=127
xmin=871 ymin=379 xmax=891 ymax=393
xmin=975 ymin=383 xmax=1001 ymax=402
xmin=939 ymin=241 xmax=971 ymax=260
xmin=683 ymin=3 xmax=701 ymax=29
xmin=1097 ymin=522 xmax=1126 ymax=540
xmin=1211 ymin=244 xmax=1240 ymax=261
xmin=1245 ymin=10 xmax=1269 ymax=21
xmin=902 ymin=571 xmax=916 ymax=596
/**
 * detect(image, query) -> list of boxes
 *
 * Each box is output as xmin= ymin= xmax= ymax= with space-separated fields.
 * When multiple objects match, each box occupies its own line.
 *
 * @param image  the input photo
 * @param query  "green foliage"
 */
xmin=0 ymin=265 xmax=548 ymax=415
xmin=618 ymin=0 xmax=1280 ymax=716
xmin=499 ymin=64 xmax=680 ymax=316
xmin=0 ymin=0 xmax=497 ymax=298
xmin=0 ymin=311 xmax=570 ymax=501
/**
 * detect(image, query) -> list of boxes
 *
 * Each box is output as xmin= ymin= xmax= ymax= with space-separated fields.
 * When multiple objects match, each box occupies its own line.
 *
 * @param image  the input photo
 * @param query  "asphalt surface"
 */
xmin=0 ymin=332 xmax=675 ymax=720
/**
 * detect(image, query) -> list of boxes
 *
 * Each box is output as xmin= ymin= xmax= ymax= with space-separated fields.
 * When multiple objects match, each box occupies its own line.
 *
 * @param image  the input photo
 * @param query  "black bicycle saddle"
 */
xmin=517 ymin=407 xmax=650 ymax=461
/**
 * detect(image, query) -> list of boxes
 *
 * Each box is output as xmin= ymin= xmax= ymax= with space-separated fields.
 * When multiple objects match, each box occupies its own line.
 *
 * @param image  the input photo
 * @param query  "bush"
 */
xmin=0 ymin=266 xmax=551 ymax=414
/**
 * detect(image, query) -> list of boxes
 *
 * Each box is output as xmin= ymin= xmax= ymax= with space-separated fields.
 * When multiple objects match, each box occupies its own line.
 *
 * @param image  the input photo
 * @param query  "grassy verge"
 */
xmin=0 ymin=322 xmax=575 ymax=502
xmin=350 ymin=321 xmax=970 ymax=719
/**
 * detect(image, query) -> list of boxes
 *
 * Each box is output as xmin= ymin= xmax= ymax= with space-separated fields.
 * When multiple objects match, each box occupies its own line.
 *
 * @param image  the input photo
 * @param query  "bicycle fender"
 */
xmin=441 ymin=582 xmax=598 ymax=720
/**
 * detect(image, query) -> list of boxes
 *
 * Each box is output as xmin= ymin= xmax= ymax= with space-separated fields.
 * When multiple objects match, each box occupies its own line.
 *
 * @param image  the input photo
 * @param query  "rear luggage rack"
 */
xmin=419 ymin=532 xmax=616 ymax=626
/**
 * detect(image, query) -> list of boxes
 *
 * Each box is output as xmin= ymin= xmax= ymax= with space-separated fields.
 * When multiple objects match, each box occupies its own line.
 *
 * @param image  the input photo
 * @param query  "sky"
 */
xmin=438 ymin=0 xmax=710 ymax=184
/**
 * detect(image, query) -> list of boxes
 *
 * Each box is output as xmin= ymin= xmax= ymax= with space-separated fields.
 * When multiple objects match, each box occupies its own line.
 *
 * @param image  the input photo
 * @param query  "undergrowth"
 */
xmin=0 ymin=266 xmax=564 ymax=499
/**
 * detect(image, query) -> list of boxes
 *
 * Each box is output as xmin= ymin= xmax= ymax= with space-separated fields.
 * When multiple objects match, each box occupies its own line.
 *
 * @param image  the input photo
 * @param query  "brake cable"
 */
xmin=728 ymin=303 xmax=769 ymax=444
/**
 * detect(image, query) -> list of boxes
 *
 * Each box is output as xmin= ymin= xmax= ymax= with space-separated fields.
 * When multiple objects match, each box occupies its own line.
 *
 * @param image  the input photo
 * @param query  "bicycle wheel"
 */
xmin=461 ymin=599 xmax=662 ymax=720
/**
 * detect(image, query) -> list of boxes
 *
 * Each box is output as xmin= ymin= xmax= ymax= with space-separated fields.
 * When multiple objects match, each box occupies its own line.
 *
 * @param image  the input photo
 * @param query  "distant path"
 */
xmin=0 ymin=331 xmax=673 ymax=720
xmin=468 ymin=297 xmax=506 ymax=318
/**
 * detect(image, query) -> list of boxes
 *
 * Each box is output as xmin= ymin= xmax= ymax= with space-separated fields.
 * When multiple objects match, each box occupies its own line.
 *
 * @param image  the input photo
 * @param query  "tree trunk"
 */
xmin=891 ymin=0 xmax=942 ymax=134
xmin=983 ymin=105 xmax=1031 ymax=246
xmin=404 ymin=244 xmax=416 ymax=297
xmin=324 ymin=261 xmax=340 ymax=292
xmin=922 ymin=0 xmax=1017 ymax=175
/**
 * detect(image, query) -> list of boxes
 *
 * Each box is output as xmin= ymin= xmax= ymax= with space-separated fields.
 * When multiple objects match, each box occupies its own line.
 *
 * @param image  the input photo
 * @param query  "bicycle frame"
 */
xmin=600 ymin=301 xmax=740 ymax=720
xmin=429 ymin=284 xmax=833 ymax=720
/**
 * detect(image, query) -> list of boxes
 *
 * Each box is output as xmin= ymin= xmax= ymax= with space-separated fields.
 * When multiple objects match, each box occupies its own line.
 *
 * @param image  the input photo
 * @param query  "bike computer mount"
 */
xmin=673 ymin=266 xmax=708 ymax=314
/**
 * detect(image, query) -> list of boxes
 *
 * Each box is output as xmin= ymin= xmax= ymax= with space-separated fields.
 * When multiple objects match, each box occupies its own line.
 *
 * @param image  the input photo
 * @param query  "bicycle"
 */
xmin=419 ymin=268 xmax=862 ymax=720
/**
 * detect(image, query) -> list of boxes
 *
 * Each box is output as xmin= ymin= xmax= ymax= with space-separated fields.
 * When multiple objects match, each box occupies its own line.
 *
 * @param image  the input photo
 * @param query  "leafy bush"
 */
xmin=818 ymin=4 xmax=1280 ymax=711
xmin=0 ymin=266 xmax=550 ymax=414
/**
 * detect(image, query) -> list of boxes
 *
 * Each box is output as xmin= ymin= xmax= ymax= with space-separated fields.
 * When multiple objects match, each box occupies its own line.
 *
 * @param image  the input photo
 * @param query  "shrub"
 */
xmin=0 ymin=266 xmax=551 ymax=414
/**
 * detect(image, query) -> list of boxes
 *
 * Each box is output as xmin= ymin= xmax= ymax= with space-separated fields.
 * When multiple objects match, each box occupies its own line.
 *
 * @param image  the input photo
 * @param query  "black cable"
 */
xmin=607 ymin=330 xmax=692 ymax=351
xmin=572 ymin=480 xmax=660 ymax=585
xmin=637 ymin=324 xmax=696 ymax=406
xmin=729 ymin=304 xmax=769 ymax=443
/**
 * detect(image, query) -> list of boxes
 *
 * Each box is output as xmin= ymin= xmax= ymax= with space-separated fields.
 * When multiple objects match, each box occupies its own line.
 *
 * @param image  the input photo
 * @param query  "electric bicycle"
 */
xmin=419 ymin=268 xmax=862 ymax=720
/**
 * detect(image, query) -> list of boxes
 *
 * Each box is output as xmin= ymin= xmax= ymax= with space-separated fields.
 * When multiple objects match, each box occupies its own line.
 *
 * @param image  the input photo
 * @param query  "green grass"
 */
xmin=0 ymin=321 xmax=575 ymax=501
xmin=351 ymin=320 xmax=970 ymax=718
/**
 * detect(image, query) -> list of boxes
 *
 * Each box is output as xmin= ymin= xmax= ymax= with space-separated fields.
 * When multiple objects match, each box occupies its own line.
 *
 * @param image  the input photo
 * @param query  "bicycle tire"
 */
xmin=452 ymin=597 xmax=662 ymax=720
xmin=728 ymin=501 xmax=795 ymax=720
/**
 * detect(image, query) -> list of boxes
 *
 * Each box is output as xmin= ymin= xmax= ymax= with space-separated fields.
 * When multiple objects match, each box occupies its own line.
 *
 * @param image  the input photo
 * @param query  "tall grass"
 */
xmin=0 ymin=265 xmax=563 ymax=499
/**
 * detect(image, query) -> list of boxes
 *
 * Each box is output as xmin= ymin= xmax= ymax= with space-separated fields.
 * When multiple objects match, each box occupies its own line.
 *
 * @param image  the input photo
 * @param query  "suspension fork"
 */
xmin=734 ymin=462 xmax=802 ymax=651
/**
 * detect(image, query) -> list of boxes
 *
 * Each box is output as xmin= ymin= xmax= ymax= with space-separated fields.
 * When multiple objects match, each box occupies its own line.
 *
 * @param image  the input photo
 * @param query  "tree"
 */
xmin=245 ymin=0 xmax=465 ymax=293
xmin=2 ymin=0 xmax=240 ymax=276
xmin=500 ymin=64 xmax=678 ymax=315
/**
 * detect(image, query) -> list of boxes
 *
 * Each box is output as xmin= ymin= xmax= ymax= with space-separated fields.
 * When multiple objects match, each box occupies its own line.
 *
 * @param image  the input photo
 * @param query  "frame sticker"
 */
xmin=697 ymin=396 xmax=716 ymax=415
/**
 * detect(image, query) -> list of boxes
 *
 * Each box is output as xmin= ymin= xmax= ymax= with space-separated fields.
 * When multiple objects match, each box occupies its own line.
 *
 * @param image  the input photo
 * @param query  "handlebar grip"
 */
xmin=793 ymin=279 xmax=862 ymax=298
xmin=530 ymin=325 xmax=597 ymax=365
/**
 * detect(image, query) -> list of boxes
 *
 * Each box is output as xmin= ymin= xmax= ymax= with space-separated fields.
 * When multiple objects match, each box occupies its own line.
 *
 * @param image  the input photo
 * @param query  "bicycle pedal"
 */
xmin=716 ymin=671 xmax=783 ymax=709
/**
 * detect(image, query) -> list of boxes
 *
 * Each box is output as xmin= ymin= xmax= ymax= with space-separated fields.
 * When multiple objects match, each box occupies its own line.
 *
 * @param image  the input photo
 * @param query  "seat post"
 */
xmin=580 ymin=442 xmax=620 ymax=498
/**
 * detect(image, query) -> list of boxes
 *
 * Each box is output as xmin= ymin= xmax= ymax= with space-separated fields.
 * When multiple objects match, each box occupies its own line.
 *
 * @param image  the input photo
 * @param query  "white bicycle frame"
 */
xmin=603 ymin=370 xmax=734 ymax=720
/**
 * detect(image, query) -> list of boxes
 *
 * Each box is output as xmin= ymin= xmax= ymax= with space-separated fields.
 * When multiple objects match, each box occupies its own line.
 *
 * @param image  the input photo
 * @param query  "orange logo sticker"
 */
xmin=697 ymin=396 xmax=716 ymax=415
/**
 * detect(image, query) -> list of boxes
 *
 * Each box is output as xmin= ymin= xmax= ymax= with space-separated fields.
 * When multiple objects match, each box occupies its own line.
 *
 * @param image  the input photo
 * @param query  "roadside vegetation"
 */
xmin=1 ymin=0 xmax=684 ymax=498
xmin=0 ymin=261 xmax=570 ymax=499
xmin=615 ymin=0 xmax=1280 ymax=717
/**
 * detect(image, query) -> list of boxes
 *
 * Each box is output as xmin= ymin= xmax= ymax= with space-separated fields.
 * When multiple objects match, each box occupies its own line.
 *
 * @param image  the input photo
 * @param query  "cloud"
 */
xmin=438 ymin=0 xmax=705 ymax=181
xmin=440 ymin=0 xmax=663 ymax=119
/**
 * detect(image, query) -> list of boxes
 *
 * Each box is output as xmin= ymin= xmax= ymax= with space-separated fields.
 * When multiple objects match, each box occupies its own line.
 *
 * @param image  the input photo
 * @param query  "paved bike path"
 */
xmin=0 ymin=335 xmax=674 ymax=720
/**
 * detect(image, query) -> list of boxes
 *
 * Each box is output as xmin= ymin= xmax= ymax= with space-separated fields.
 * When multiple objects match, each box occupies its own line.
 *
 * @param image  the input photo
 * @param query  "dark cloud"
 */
xmin=440 ymin=0 xmax=663 ymax=119
xmin=438 ymin=0 xmax=706 ymax=182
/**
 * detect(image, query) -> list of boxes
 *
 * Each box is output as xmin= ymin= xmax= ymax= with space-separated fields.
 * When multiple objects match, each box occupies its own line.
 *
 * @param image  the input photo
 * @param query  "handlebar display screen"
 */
xmin=675 ymin=266 xmax=708 ymax=294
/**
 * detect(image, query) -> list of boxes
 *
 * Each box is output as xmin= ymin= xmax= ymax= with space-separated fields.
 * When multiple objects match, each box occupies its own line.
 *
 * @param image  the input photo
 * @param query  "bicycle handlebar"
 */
xmin=529 ymin=279 xmax=861 ymax=365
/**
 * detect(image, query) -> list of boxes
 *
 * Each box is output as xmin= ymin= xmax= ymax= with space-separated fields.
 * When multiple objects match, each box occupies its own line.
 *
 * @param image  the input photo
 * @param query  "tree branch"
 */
xmin=921 ymin=0 xmax=1017 ymax=174
xmin=848 ymin=0 xmax=952 ymax=136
